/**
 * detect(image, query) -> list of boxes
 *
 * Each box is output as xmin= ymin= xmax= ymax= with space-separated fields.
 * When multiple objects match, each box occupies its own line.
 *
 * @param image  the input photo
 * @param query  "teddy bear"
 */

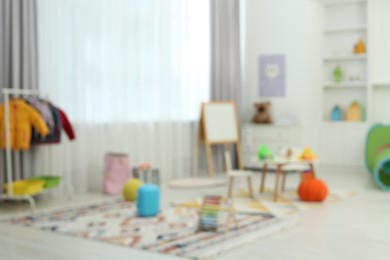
xmin=251 ymin=101 xmax=272 ymax=124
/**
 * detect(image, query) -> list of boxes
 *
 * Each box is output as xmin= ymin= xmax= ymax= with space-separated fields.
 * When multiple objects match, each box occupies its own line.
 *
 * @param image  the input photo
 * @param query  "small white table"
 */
xmin=245 ymin=156 xmax=316 ymax=201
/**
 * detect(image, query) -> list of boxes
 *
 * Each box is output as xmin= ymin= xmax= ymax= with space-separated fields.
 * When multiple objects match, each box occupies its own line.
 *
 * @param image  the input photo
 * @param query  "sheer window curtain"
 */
xmin=35 ymin=0 xmax=210 ymax=194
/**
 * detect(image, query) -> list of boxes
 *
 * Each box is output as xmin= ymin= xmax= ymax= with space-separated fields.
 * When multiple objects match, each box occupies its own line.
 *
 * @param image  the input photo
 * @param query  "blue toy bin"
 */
xmin=137 ymin=184 xmax=160 ymax=217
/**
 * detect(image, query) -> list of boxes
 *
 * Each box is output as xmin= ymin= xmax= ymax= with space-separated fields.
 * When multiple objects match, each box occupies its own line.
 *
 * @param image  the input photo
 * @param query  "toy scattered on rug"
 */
xmin=365 ymin=124 xmax=390 ymax=190
xmin=122 ymin=179 xmax=160 ymax=217
xmin=298 ymin=171 xmax=328 ymax=202
xmin=258 ymin=144 xmax=273 ymax=160
xmin=122 ymin=178 xmax=143 ymax=201
xmin=251 ymin=101 xmax=272 ymax=124
xmin=299 ymin=147 xmax=317 ymax=160
xmin=137 ymin=184 xmax=160 ymax=217
xmin=133 ymin=163 xmax=160 ymax=186
xmin=198 ymin=195 xmax=237 ymax=232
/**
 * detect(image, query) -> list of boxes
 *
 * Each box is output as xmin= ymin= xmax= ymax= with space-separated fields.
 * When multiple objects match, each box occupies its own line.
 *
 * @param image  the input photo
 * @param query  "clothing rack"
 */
xmin=1 ymin=88 xmax=41 ymax=212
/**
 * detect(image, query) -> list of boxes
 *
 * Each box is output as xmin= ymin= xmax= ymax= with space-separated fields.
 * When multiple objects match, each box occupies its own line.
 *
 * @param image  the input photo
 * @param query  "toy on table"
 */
xmin=122 ymin=178 xmax=143 ymax=201
xmin=298 ymin=172 xmax=328 ymax=202
xmin=133 ymin=163 xmax=160 ymax=186
xmin=353 ymin=39 xmax=366 ymax=54
xmin=258 ymin=144 xmax=273 ymax=160
xmin=198 ymin=195 xmax=237 ymax=232
xmin=299 ymin=147 xmax=317 ymax=160
xmin=137 ymin=184 xmax=160 ymax=217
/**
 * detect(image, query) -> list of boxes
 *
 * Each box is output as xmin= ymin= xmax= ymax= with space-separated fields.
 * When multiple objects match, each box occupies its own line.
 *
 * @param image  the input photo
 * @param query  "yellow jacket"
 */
xmin=0 ymin=99 xmax=49 ymax=150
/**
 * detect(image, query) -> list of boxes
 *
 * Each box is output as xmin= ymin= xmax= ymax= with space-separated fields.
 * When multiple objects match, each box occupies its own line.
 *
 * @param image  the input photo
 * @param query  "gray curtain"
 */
xmin=0 ymin=0 xmax=39 ymax=187
xmin=210 ymin=0 xmax=242 ymax=171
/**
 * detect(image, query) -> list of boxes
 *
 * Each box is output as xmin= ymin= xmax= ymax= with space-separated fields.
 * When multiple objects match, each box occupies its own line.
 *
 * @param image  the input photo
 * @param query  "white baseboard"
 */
xmin=317 ymin=162 xmax=367 ymax=174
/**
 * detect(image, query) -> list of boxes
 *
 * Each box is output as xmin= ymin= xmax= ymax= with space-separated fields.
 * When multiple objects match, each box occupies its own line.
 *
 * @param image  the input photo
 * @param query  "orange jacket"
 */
xmin=0 ymin=99 xmax=49 ymax=150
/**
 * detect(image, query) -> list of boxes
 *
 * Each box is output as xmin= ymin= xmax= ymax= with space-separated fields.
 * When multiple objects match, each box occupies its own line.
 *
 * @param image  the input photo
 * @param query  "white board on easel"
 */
xmin=203 ymin=103 xmax=238 ymax=143
xmin=197 ymin=101 xmax=243 ymax=176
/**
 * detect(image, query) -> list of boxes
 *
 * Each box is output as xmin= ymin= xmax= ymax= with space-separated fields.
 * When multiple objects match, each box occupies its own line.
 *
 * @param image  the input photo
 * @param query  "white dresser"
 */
xmin=240 ymin=124 xmax=303 ymax=167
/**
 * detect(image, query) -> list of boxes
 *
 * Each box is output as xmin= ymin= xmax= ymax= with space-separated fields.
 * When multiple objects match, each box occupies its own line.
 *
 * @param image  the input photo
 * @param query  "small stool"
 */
xmin=225 ymin=151 xmax=254 ymax=199
xmin=137 ymin=184 xmax=160 ymax=217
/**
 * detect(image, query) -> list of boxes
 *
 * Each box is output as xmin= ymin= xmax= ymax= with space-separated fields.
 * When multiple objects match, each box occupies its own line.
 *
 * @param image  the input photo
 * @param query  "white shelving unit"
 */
xmin=370 ymin=0 xmax=390 ymax=123
xmin=317 ymin=0 xmax=371 ymax=168
xmin=318 ymin=0 xmax=390 ymax=167
xmin=321 ymin=0 xmax=368 ymax=123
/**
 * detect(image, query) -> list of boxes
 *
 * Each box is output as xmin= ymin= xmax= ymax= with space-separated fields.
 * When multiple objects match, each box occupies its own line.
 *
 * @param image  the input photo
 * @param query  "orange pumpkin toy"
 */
xmin=298 ymin=173 xmax=328 ymax=202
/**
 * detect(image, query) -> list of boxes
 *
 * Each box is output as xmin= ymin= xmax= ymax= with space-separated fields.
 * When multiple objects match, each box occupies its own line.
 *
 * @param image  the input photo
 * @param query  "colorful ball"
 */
xmin=298 ymin=178 xmax=328 ymax=202
xmin=122 ymin=179 xmax=143 ymax=201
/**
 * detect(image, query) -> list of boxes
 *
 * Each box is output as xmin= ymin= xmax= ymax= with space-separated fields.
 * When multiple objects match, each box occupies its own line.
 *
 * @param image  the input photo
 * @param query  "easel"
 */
xmin=196 ymin=101 xmax=244 ymax=176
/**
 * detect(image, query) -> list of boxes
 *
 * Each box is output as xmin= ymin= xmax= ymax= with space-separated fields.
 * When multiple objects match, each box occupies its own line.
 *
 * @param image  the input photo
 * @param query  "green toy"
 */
xmin=365 ymin=124 xmax=390 ymax=190
xmin=333 ymin=66 xmax=343 ymax=83
xmin=258 ymin=144 xmax=272 ymax=160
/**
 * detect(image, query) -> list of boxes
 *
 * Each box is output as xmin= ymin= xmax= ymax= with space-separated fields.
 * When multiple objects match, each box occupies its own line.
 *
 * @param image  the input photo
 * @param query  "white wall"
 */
xmin=242 ymin=0 xmax=390 ymax=169
xmin=242 ymin=0 xmax=322 ymax=149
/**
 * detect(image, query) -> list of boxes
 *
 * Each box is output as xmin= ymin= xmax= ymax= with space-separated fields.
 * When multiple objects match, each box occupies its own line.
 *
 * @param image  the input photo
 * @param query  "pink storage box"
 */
xmin=104 ymin=153 xmax=131 ymax=195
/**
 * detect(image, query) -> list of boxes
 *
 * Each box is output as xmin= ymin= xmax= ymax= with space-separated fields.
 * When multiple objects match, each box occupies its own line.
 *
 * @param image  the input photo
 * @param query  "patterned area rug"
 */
xmin=3 ymin=199 xmax=296 ymax=259
xmin=172 ymin=188 xmax=357 ymax=217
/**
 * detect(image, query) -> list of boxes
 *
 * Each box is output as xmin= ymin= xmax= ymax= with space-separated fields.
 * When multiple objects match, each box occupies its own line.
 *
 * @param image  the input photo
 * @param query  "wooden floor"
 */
xmin=1 ymin=168 xmax=389 ymax=260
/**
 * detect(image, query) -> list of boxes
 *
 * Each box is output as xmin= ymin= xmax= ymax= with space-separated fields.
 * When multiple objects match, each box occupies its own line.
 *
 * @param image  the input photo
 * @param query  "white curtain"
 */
xmin=35 ymin=0 xmax=210 ymax=194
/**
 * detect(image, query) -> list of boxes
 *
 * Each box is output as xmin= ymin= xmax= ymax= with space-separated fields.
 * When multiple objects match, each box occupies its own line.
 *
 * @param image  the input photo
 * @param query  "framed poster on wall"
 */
xmin=259 ymin=54 xmax=286 ymax=97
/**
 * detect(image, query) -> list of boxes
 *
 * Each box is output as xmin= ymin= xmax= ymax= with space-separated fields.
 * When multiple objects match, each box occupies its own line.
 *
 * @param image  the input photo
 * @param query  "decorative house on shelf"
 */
xmin=347 ymin=101 xmax=363 ymax=121
xmin=353 ymin=39 xmax=366 ymax=54
xmin=331 ymin=105 xmax=342 ymax=121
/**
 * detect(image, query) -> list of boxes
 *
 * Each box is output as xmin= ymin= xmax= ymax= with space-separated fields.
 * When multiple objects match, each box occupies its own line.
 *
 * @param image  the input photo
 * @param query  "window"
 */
xmin=37 ymin=0 xmax=210 ymax=123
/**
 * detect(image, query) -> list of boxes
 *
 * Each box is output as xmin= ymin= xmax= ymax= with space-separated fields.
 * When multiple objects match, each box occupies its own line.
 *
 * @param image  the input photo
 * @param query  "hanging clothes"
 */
xmin=25 ymin=97 xmax=55 ymax=131
xmin=30 ymin=103 xmax=76 ymax=144
xmin=0 ymin=99 xmax=49 ymax=150
xmin=31 ymin=103 xmax=61 ymax=144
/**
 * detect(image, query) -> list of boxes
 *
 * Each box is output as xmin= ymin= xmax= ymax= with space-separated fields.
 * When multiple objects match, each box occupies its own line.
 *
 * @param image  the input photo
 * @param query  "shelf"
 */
xmin=324 ymin=25 xmax=367 ymax=33
xmin=322 ymin=121 xmax=367 ymax=127
xmin=373 ymin=82 xmax=390 ymax=88
xmin=323 ymin=54 xmax=367 ymax=61
xmin=323 ymin=82 xmax=367 ymax=89
xmin=323 ymin=0 xmax=366 ymax=6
